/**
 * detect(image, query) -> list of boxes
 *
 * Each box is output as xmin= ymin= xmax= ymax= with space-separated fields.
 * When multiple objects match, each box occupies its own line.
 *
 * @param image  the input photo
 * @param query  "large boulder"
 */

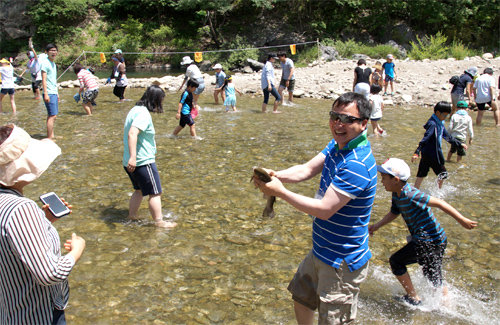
xmin=320 ymin=45 xmax=339 ymax=61
xmin=246 ymin=58 xmax=264 ymax=71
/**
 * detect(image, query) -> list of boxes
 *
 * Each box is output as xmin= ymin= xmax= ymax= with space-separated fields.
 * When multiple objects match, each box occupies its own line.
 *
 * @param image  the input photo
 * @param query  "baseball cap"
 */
xmin=212 ymin=63 xmax=222 ymax=69
xmin=377 ymin=158 xmax=410 ymax=181
xmin=456 ymin=101 xmax=468 ymax=108
xmin=386 ymin=54 xmax=394 ymax=60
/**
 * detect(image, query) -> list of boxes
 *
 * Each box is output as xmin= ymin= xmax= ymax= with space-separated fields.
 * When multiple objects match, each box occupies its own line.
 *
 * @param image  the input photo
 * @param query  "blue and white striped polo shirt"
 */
xmin=313 ymin=131 xmax=377 ymax=272
xmin=391 ymin=183 xmax=447 ymax=243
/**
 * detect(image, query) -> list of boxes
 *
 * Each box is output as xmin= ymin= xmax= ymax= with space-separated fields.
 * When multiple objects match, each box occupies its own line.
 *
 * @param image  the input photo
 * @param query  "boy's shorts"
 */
xmin=450 ymin=139 xmax=466 ymax=156
xmin=193 ymin=78 xmax=205 ymax=95
xmin=124 ymin=163 xmax=162 ymax=196
xmin=416 ymin=154 xmax=447 ymax=178
xmin=287 ymin=250 xmax=369 ymax=324
xmin=385 ymin=75 xmax=394 ymax=82
xmin=179 ymin=113 xmax=194 ymax=127
xmin=82 ymin=89 xmax=99 ymax=104
xmin=32 ymin=81 xmax=42 ymax=93
xmin=44 ymin=94 xmax=59 ymax=116
xmin=279 ymin=78 xmax=295 ymax=92
xmin=0 ymin=88 xmax=15 ymax=95
xmin=389 ymin=238 xmax=447 ymax=287
xmin=476 ymin=101 xmax=492 ymax=111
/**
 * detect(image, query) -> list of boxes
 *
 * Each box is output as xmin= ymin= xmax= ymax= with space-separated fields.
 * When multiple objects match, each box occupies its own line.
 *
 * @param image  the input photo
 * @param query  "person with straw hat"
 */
xmin=0 ymin=124 xmax=85 ymax=324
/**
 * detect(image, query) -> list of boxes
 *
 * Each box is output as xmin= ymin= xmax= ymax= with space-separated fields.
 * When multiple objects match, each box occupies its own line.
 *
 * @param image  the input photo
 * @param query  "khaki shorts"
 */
xmin=287 ymin=251 xmax=369 ymax=325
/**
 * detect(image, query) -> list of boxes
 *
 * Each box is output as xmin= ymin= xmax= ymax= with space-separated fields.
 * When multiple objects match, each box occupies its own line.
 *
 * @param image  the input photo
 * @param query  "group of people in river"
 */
xmin=0 ymin=43 xmax=497 ymax=324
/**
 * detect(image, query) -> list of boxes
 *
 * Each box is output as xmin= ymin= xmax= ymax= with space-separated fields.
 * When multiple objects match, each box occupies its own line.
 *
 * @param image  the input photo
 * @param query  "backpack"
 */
xmin=449 ymin=75 xmax=460 ymax=85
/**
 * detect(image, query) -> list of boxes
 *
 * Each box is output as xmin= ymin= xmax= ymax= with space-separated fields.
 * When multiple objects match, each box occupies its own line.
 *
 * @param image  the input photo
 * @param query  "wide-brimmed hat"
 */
xmin=180 ymin=56 xmax=194 ymax=65
xmin=466 ymin=66 xmax=478 ymax=76
xmin=0 ymin=125 xmax=61 ymax=187
xmin=377 ymin=158 xmax=410 ymax=181
xmin=212 ymin=63 xmax=222 ymax=70
xmin=373 ymin=61 xmax=382 ymax=69
xmin=0 ymin=58 xmax=10 ymax=64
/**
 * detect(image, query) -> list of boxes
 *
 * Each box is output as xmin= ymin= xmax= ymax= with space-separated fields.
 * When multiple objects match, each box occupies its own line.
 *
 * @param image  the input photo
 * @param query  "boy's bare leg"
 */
xmin=189 ymin=124 xmax=196 ymax=137
xmin=46 ymin=115 xmax=57 ymax=139
xmin=193 ymin=93 xmax=200 ymax=107
xmin=446 ymin=150 xmax=452 ymax=162
xmin=172 ymin=125 xmax=183 ymax=136
xmin=0 ymin=93 xmax=4 ymax=112
xmin=213 ymin=90 xmax=219 ymax=104
xmin=396 ymin=272 xmax=420 ymax=301
xmin=457 ymin=155 xmax=463 ymax=163
xmin=476 ymin=110 xmax=484 ymax=126
xmin=10 ymin=94 xmax=16 ymax=114
xmin=82 ymin=103 xmax=92 ymax=115
xmin=149 ymin=194 xmax=177 ymax=228
xmin=293 ymin=301 xmax=314 ymax=325
xmin=278 ymin=87 xmax=284 ymax=104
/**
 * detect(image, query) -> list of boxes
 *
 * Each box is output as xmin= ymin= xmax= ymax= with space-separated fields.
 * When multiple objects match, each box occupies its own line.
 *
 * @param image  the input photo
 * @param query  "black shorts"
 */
xmin=450 ymin=139 xmax=466 ymax=156
xmin=476 ymin=101 xmax=492 ymax=111
xmin=113 ymin=85 xmax=126 ymax=100
xmin=32 ymin=80 xmax=42 ymax=92
xmin=124 ymin=163 xmax=162 ymax=196
xmin=389 ymin=239 xmax=447 ymax=287
xmin=179 ymin=113 xmax=194 ymax=127
xmin=416 ymin=154 xmax=447 ymax=178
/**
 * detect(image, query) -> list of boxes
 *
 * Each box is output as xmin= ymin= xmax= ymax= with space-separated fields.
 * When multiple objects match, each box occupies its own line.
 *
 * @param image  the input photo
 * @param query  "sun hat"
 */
xmin=373 ymin=61 xmax=382 ymax=69
xmin=376 ymin=158 xmax=410 ymax=181
xmin=212 ymin=63 xmax=222 ymax=70
xmin=0 ymin=125 xmax=61 ymax=187
xmin=386 ymin=54 xmax=394 ymax=60
xmin=114 ymin=49 xmax=122 ymax=54
xmin=0 ymin=58 xmax=10 ymax=64
xmin=466 ymin=66 xmax=478 ymax=76
xmin=180 ymin=56 xmax=194 ymax=65
xmin=456 ymin=100 xmax=468 ymax=108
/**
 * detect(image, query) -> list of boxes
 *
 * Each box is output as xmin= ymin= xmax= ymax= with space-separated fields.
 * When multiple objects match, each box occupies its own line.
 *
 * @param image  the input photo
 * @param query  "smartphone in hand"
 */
xmin=39 ymin=192 xmax=70 ymax=218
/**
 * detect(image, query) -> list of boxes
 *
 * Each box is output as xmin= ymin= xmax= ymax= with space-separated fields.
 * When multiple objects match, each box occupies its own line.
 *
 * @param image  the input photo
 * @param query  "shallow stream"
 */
xmin=1 ymin=88 xmax=498 ymax=324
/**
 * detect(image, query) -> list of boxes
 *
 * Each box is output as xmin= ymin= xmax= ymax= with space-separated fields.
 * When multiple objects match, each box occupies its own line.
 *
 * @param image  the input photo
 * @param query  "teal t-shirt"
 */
xmin=40 ymin=58 xmax=58 ymax=95
xmin=123 ymin=106 xmax=156 ymax=167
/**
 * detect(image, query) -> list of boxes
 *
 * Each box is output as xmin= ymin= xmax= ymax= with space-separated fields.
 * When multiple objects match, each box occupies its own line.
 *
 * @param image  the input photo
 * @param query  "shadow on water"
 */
xmin=1 ymin=87 xmax=498 ymax=324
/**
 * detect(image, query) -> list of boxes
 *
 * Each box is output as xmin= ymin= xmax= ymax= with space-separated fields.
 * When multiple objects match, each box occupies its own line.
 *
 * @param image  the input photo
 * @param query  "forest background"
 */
xmin=0 ymin=0 xmax=499 ymax=68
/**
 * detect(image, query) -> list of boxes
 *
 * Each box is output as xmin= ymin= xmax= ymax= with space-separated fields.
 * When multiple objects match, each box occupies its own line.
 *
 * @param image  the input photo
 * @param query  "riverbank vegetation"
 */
xmin=2 ymin=0 xmax=497 ymax=67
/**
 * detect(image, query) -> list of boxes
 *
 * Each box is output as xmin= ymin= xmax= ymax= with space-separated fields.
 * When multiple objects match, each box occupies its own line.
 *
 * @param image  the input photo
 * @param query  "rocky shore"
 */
xmin=17 ymin=55 xmax=499 ymax=107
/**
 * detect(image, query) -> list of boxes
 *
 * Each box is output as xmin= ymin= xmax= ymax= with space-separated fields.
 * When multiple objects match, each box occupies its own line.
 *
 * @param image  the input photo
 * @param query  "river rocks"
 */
xmin=246 ymin=58 xmax=264 ymax=71
xmin=319 ymin=45 xmax=339 ymax=61
xmin=401 ymin=94 xmax=412 ymax=102
xmin=482 ymin=53 xmax=493 ymax=60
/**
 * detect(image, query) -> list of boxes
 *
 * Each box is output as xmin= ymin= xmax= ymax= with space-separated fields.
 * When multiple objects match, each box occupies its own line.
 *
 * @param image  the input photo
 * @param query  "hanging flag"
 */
xmin=290 ymin=44 xmax=296 ymax=55
xmin=100 ymin=53 xmax=106 ymax=63
xmin=194 ymin=52 xmax=203 ymax=62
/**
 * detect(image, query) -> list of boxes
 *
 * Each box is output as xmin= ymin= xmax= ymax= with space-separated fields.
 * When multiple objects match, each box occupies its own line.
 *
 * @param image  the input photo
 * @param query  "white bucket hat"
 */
xmin=180 ymin=56 xmax=194 ymax=65
xmin=114 ymin=49 xmax=123 ymax=54
xmin=466 ymin=66 xmax=478 ymax=77
xmin=376 ymin=158 xmax=410 ymax=181
xmin=212 ymin=63 xmax=222 ymax=69
xmin=0 ymin=125 xmax=61 ymax=186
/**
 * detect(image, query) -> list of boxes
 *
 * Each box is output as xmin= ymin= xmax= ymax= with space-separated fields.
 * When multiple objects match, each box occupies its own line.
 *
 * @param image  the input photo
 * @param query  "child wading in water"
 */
xmin=370 ymin=158 xmax=477 ymax=306
xmin=218 ymin=75 xmax=242 ymax=112
xmin=446 ymin=100 xmax=473 ymax=163
xmin=172 ymin=79 xmax=199 ymax=138
xmin=369 ymin=84 xmax=385 ymax=135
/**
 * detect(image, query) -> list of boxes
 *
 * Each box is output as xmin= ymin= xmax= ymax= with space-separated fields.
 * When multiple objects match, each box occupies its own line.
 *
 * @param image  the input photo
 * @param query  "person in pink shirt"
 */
xmin=73 ymin=63 xmax=99 ymax=116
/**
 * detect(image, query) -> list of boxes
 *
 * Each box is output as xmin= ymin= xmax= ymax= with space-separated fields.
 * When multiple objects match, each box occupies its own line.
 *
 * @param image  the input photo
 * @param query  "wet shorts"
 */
xmin=179 ymin=113 xmax=194 ymax=127
xmin=476 ymin=101 xmax=492 ymax=111
xmin=124 ymin=163 xmax=162 ymax=196
xmin=389 ymin=238 xmax=447 ymax=287
xmin=450 ymin=139 xmax=466 ymax=156
xmin=82 ymin=88 xmax=99 ymax=104
xmin=416 ymin=154 xmax=447 ymax=178
xmin=0 ymin=88 xmax=15 ymax=95
xmin=44 ymin=94 xmax=59 ymax=116
xmin=279 ymin=78 xmax=295 ymax=92
xmin=287 ymin=250 xmax=369 ymax=324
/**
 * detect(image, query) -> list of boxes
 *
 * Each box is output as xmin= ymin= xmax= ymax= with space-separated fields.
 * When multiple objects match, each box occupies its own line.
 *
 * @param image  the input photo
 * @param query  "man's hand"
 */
xmin=44 ymin=94 xmax=50 ymax=103
xmin=127 ymin=157 xmax=136 ymax=172
xmin=411 ymin=154 xmax=419 ymax=163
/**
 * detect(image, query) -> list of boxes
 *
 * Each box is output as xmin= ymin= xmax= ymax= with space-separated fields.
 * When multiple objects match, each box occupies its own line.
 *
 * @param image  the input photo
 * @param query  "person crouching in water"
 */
xmin=172 ymin=79 xmax=199 ymax=138
xmin=73 ymin=63 xmax=98 ymax=115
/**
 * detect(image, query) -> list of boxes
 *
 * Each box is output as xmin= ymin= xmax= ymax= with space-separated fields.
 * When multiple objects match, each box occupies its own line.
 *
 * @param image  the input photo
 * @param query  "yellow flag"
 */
xmin=100 ymin=53 xmax=106 ymax=63
xmin=194 ymin=52 xmax=203 ymax=62
xmin=290 ymin=44 xmax=296 ymax=55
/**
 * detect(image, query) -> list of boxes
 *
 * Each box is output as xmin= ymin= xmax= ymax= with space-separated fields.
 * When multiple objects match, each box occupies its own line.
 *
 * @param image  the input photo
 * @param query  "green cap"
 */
xmin=457 ymin=100 xmax=468 ymax=108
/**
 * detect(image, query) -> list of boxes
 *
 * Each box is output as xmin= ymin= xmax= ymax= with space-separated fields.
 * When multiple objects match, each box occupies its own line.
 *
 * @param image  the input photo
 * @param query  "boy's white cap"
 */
xmin=180 ymin=56 xmax=194 ymax=65
xmin=114 ymin=49 xmax=122 ymax=54
xmin=212 ymin=63 xmax=222 ymax=69
xmin=386 ymin=54 xmax=394 ymax=60
xmin=377 ymin=158 xmax=410 ymax=181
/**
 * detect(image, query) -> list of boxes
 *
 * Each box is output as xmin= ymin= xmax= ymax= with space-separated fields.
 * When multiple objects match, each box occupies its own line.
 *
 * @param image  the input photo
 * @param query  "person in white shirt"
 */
xmin=446 ymin=100 xmax=474 ymax=162
xmin=0 ymin=59 xmax=17 ymax=114
xmin=473 ymin=67 xmax=499 ymax=126
xmin=178 ymin=56 xmax=205 ymax=107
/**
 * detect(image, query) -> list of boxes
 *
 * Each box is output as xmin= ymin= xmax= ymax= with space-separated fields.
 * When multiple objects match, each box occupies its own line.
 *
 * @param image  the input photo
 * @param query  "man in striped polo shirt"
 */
xmin=254 ymin=92 xmax=377 ymax=324
xmin=370 ymin=158 xmax=477 ymax=306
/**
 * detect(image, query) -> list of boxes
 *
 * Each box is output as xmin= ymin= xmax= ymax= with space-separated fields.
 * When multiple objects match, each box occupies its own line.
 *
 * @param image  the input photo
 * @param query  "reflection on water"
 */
xmin=1 ymin=88 xmax=498 ymax=324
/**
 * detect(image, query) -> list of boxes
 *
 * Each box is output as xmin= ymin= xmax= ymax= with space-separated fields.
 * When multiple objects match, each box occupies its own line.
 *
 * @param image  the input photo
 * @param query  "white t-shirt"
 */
xmin=369 ymin=94 xmax=384 ymax=119
xmin=474 ymin=74 xmax=495 ymax=104
xmin=185 ymin=64 xmax=203 ymax=81
xmin=0 ymin=65 xmax=15 ymax=89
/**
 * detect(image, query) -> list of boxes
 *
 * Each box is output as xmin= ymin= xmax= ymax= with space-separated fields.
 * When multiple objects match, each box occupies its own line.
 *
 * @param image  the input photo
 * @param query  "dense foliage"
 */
xmin=4 ymin=0 xmax=498 ymax=64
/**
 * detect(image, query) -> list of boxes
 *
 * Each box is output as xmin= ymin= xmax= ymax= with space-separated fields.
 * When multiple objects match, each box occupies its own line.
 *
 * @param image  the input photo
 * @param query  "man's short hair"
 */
xmin=434 ymin=101 xmax=452 ymax=114
xmin=332 ymin=92 xmax=371 ymax=120
xmin=277 ymin=51 xmax=287 ymax=57
xmin=45 ymin=43 xmax=58 ymax=52
xmin=483 ymin=67 xmax=494 ymax=75
xmin=187 ymin=79 xmax=199 ymax=88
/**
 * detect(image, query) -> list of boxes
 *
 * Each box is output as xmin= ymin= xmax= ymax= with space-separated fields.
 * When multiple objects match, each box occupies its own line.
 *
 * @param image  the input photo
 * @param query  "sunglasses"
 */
xmin=329 ymin=111 xmax=364 ymax=124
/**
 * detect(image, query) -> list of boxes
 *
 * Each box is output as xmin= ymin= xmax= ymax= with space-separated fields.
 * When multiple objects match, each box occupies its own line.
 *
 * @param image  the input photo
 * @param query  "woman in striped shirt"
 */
xmin=0 ymin=124 xmax=85 ymax=324
xmin=74 ymin=63 xmax=99 ymax=116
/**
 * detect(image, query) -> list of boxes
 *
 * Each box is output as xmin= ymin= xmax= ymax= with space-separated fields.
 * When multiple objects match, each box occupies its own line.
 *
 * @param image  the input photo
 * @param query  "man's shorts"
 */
xmin=450 ymin=139 xmax=466 ymax=156
xmin=44 ymin=94 xmax=59 ymax=116
xmin=385 ymin=75 xmax=394 ymax=82
xmin=416 ymin=154 xmax=447 ymax=178
xmin=287 ymin=250 xmax=369 ymax=324
xmin=193 ymin=78 xmax=205 ymax=95
xmin=179 ymin=113 xmax=195 ymax=127
xmin=476 ymin=101 xmax=492 ymax=111
xmin=450 ymin=92 xmax=464 ymax=107
xmin=0 ymin=88 xmax=15 ymax=95
xmin=124 ymin=163 xmax=162 ymax=196
xmin=82 ymin=89 xmax=99 ymax=104
xmin=279 ymin=78 xmax=295 ymax=92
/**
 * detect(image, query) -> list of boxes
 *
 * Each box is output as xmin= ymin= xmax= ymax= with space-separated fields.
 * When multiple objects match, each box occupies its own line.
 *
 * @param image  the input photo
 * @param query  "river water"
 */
xmin=1 ymin=87 xmax=498 ymax=324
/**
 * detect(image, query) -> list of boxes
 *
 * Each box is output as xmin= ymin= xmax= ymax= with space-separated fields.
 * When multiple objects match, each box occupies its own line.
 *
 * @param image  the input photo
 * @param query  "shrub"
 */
xmin=448 ymin=40 xmax=476 ymax=60
xmin=408 ymin=32 xmax=448 ymax=60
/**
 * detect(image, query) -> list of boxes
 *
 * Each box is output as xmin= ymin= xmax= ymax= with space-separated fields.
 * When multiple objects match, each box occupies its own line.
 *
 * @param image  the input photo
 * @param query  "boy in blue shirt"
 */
xmin=382 ymin=54 xmax=397 ymax=96
xmin=172 ymin=79 xmax=199 ymax=138
xmin=370 ymin=158 xmax=477 ymax=305
xmin=411 ymin=101 xmax=466 ymax=189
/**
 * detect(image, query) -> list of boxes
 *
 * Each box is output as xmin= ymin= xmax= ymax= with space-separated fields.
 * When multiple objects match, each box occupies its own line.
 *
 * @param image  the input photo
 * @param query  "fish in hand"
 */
xmin=251 ymin=167 xmax=276 ymax=218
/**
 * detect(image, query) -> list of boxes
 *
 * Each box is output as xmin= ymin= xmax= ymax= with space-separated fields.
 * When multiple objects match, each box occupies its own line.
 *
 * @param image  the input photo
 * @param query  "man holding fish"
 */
xmin=254 ymin=92 xmax=377 ymax=324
